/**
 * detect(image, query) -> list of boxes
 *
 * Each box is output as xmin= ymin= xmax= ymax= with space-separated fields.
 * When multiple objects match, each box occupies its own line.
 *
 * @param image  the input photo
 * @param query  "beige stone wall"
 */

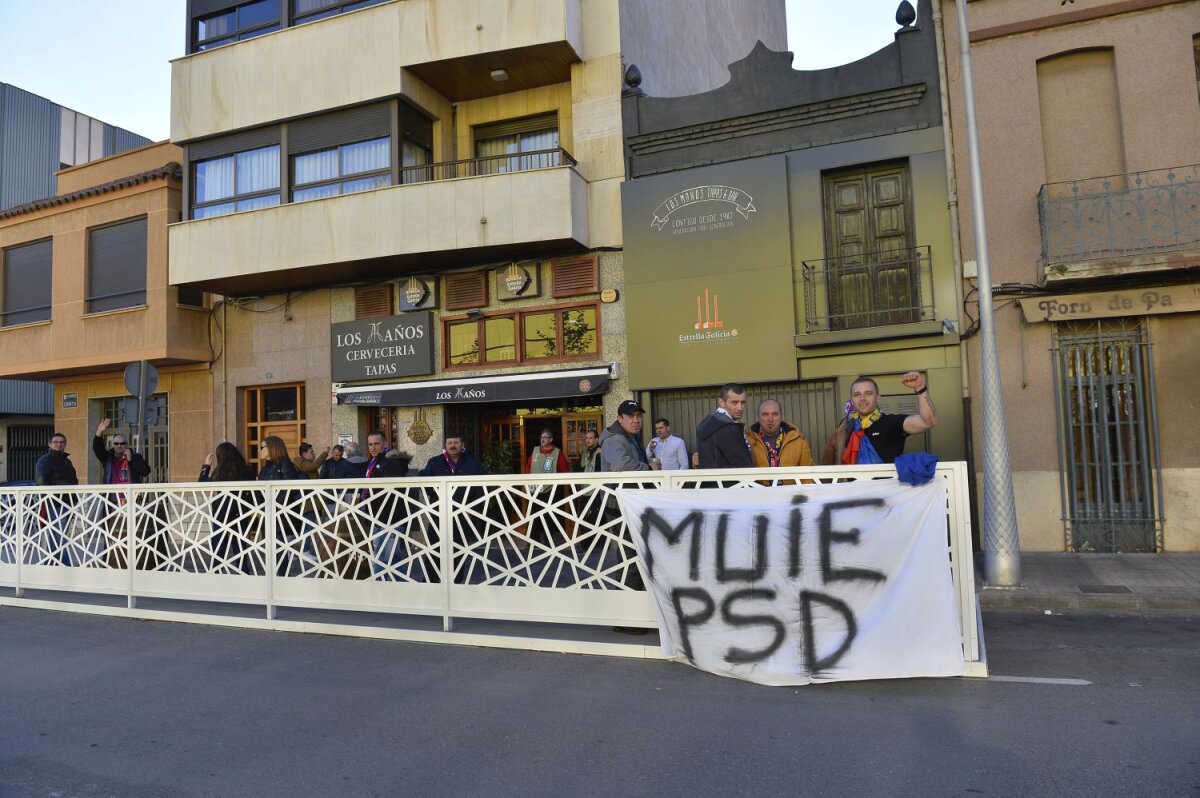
xmin=214 ymin=291 xmax=333 ymax=452
xmin=49 ymin=367 xmax=212 ymax=484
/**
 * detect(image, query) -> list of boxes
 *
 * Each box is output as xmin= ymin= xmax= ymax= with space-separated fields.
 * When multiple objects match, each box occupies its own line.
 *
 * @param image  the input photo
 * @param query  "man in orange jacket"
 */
xmin=747 ymin=399 xmax=813 ymax=469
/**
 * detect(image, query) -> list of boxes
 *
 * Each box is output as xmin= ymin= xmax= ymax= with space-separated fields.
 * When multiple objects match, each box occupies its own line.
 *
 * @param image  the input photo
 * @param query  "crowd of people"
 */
xmin=32 ymin=370 xmax=938 ymax=490
xmin=22 ymin=372 xmax=937 ymax=588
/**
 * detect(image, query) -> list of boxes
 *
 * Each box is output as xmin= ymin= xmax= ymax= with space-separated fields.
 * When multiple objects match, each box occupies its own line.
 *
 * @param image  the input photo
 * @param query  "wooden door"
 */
xmin=823 ymin=163 xmax=917 ymax=330
xmin=563 ymin=413 xmax=603 ymax=466
xmin=482 ymin=416 xmax=524 ymax=475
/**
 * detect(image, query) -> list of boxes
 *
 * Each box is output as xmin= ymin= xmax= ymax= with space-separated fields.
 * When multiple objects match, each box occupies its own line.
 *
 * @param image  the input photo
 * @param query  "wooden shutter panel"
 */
xmin=444 ymin=271 xmax=488 ymax=310
xmin=354 ymin=284 xmax=394 ymax=319
xmin=551 ymin=256 xmax=598 ymax=298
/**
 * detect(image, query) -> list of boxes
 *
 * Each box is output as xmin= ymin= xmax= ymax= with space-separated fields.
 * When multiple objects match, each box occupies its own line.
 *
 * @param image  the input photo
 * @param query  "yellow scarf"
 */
xmin=850 ymin=409 xmax=882 ymax=430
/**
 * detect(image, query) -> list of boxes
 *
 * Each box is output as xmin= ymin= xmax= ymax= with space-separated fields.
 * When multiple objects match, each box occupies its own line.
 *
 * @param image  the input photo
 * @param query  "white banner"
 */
xmin=617 ymin=480 xmax=965 ymax=685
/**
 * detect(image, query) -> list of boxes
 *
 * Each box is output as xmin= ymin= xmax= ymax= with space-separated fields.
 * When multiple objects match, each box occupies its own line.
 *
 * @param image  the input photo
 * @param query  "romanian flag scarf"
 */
xmin=841 ymin=407 xmax=884 ymax=465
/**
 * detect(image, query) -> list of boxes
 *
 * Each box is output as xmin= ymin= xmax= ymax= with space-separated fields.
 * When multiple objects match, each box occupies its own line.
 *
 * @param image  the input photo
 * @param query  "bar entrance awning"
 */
xmin=334 ymin=366 xmax=611 ymax=407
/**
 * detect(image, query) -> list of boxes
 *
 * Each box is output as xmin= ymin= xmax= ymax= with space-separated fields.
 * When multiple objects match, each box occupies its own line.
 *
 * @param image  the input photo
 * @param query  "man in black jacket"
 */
xmin=34 ymin=432 xmax=78 ymax=565
xmin=361 ymin=431 xmax=417 ymax=580
xmin=92 ymin=419 xmax=154 ymax=568
xmin=93 ymin=418 xmax=151 ymax=485
xmin=695 ymin=383 xmax=752 ymax=469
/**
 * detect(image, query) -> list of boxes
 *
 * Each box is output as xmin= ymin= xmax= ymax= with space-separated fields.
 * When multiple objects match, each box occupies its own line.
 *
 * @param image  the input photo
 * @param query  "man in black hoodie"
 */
xmin=695 ymin=383 xmax=752 ymax=469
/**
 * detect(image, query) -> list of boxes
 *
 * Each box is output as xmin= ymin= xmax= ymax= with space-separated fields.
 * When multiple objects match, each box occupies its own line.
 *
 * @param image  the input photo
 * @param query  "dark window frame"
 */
xmin=291 ymin=135 xmax=392 ymax=202
xmin=195 ymin=0 xmax=281 ymax=51
xmin=192 ymin=144 xmax=282 ymax=220
xmin=442 ymin=301 xmax=601 ymax=371
xmin=292 ymin=0 xmax=388 ymax=26
xmin=2 ymin=238 xmax=53 ymax=327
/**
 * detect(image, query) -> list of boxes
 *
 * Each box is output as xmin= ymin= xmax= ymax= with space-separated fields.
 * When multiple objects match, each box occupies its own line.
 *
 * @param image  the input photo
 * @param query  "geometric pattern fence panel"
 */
xmin=0 ymin=465 xmax=978 ymax=664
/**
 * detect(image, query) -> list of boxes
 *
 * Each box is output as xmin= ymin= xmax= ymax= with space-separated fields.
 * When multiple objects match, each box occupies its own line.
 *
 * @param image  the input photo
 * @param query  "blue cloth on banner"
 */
xmin=895 ymin=452 xmax=938 ymax=485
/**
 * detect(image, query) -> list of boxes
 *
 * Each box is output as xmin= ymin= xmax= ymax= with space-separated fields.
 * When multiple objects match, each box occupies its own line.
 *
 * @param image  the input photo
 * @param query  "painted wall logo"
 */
xmin=651 ymin=185 xmax=756 ymax=234
xmin=680 ymin=288 xmax=738 ymax=344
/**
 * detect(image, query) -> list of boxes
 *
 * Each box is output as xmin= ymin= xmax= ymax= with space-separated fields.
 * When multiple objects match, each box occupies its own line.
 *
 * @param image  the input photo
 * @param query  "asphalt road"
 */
xmin=0 ymin=607 xmax=1196 ymax=797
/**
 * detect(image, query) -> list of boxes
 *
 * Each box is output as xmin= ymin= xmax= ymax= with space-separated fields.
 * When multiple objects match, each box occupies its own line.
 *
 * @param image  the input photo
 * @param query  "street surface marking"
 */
xmin=987 ymin=675 xmax=1091 ymax=686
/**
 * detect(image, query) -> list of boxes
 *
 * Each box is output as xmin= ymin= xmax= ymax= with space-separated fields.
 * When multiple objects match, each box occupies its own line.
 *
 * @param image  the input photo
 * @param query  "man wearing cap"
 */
xmin=599 ymin=400 xmax=657 ymax=472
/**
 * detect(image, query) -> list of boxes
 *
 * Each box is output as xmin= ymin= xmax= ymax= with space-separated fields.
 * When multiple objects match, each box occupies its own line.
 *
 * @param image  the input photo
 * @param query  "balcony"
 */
xmin=799 ymin=245 xmax=940 ymax=344
xmin=169 ymin=150 xmax=590 ymax=295
xmin=1039 ymin=165 xmax=1200 ymax=283
xmin=171 ymin=0 xmax=583 ymax=142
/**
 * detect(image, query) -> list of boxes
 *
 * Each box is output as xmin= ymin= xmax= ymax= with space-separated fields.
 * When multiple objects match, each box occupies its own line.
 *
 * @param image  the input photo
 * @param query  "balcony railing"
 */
xmin=801 ymin=245 xmax=934 ymax=334
xmin=1038 ymin=165 xmax=1200 ymax=272
xmin=399 ymin=148 xmax=576 ymax=185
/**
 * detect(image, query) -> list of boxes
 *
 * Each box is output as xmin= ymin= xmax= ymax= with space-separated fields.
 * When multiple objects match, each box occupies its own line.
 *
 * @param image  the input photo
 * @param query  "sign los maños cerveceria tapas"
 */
xmin=330 ymin=312 xmax=433 ymax=382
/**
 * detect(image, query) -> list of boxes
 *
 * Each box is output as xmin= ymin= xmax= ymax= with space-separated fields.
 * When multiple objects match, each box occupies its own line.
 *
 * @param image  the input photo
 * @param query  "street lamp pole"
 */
xmin=953 ymin=0 xmax=1021 ymax=586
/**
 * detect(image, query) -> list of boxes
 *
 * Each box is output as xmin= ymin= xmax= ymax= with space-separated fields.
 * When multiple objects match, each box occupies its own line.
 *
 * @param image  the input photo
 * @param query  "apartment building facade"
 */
xmin=169 ymin=0 xmax=785 ymax=471
xmin=621 ymin=0 xmax=966 ymax=468
xmin=942 ymin=0 xmax=1200 ymax=551
xmin=0 ymin=142 xmax=214 ymax=482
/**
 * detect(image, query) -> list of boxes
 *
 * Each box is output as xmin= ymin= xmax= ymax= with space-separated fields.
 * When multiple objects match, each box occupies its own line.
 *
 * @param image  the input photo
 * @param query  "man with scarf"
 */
xmin=747 ymin=399 xmax=813 ymax=468
xmin=92 ymin=419 xmax=153 ymax=567
xmin=823 ymin=372 xmax=938 ymax=465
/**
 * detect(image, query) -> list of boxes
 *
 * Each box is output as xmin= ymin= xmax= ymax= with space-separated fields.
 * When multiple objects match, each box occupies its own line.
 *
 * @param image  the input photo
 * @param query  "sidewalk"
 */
xmin=978 ymin=552 xmax=1200 ymax=612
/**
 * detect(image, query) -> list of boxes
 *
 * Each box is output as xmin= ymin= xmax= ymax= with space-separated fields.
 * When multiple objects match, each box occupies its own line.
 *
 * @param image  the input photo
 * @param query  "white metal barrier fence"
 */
xmin=0 ymin=463 xmax=983 ymax=671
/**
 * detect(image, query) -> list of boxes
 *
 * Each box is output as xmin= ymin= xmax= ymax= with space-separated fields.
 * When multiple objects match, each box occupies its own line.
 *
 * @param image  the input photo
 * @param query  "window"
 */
xmin=522 ymin=307 xmax=597 ymax=359
xmin=244 ymin=384 xmax=306 ymax=469
xmin=444 ymin=304 xmax=599 ymax=368
xmin=293 ymin=137 xmax=390 ymax=202
xmin=293 ymin=0 xmax=388 ymax=25
xmin=401 ymin=138 xmax=432 ymax=184
xmin=3 ymin=239 xmax=52 ymax=327
xmin=177 ymin=285 xmax=206 ymax=308
xmin=474 ymin=114 xmax=560 ymax=174
xmin=87 ymin=218 xmax=147 ymax=314
xmin=193 ymin=145 xmax=281 ymax=219
xmin=196 ymin=0 xmax=280 ymax=51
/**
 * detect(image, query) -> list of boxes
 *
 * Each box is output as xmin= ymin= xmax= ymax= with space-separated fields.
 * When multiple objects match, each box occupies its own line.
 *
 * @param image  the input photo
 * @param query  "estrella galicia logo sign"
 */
xmin=651 ymin=185 xmax=756 ymax=232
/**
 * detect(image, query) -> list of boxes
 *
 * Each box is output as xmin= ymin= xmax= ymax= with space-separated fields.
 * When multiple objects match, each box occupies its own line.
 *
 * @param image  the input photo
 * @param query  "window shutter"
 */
xmin=551 ymin=256 xmax=598 ymax=298
xmin=444 ymin=271 xmax=489 ymax=310
xmin=474 ymin=113 xmax=558 ymax=140
xmin=188 ymin=125 xmax=281 ymax=161
xmin=88 ymin=217 xmax=147 ymax=313
xmin=354 ymin=284 xmax=394 ymax=319
xmin=288 ymin=103 xmax=392 ymax=155
xmin=3 ymin=238 xmax=53 ymax=326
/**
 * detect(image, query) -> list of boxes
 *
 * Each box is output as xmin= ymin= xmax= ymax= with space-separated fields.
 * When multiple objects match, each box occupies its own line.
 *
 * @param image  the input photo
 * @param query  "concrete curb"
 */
xmin=980 ymin=590 xmax=1200 ymax=613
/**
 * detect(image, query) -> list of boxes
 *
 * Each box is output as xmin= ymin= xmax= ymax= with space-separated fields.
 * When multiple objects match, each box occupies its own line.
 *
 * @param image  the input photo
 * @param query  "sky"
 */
xmin=0 ymin=0 xmax=907 ymax=143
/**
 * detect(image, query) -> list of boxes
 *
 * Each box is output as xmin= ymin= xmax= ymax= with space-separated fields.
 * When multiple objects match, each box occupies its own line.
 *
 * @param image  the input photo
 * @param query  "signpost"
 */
xmin=123 ymin=361 xmax=159 ymax=454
